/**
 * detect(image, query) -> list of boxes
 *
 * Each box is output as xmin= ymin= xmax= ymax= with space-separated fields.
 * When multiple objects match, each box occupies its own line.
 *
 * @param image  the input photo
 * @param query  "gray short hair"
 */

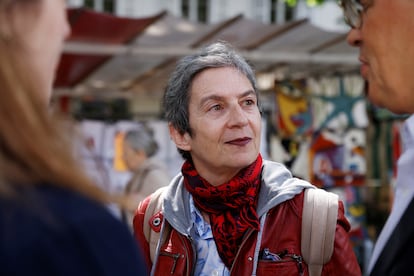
xmin=124 ymin=126 xmax=158 ymax=157
xmin=162 ymin=41 xmax=260 ymax=161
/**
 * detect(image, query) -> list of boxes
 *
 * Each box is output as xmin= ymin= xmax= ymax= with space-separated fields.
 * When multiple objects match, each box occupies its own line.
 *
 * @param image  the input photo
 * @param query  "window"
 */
xmin=270 ymin=0 xmax=294 ymax=23
xmin=198 ymin=0 xmax=208 ymax=23
xmin=182 ymin=0 xmax=189 ymax=18
xmin=181 ymin=0 xmax=208 ymax=23
xmin=84 ymin=0 xmax=114 ymax=13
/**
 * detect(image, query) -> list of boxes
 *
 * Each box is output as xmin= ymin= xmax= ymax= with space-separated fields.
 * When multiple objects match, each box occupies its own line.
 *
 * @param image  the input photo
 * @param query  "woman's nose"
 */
xmin=228 ymin=105 xmax=249 ymax=127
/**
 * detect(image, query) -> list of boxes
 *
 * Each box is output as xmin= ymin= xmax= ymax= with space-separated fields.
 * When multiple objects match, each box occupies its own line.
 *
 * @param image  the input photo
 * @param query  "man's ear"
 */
xmin=0 ymin=11 xmax=12 ymax=42
xmin=169 ymin=124 xmax=191 ymax=151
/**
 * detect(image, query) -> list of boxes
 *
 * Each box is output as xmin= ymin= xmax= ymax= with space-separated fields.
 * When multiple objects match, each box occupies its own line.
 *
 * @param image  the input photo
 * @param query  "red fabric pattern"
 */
xmin=182 ymin=155 xmax=263 ymax=268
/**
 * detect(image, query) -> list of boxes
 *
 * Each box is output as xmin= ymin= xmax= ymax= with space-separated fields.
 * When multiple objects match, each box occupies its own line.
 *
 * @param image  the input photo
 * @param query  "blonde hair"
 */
xmin=0 ymin=0 xmax=112 ymax=204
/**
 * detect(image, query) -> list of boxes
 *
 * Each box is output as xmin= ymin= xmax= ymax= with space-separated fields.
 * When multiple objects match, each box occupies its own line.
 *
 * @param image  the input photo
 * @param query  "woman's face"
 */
xmin=170 ymin=67 xmax=262 ymax=186
xmin=10 ymin=0 xmax=71 ymax=103
xmin=122 ymin=141 xmax=146 ymax=171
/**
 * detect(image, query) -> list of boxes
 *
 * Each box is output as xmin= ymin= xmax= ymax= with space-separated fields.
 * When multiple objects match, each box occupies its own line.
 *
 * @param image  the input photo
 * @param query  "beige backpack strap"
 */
xmin=142 ymin=186 xmax=168 ymax=262
xmin=301 ymin=188 xmax=338 ymax=276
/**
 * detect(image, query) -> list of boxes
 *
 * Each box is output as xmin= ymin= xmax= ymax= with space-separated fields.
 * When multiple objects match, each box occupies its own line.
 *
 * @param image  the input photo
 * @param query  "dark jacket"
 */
xmin=134 ymin=160 xmax=361 ymax=275
xmin=0 ymin=185 xmax=148 ymax=276
xmin=370 ymin=197 xmax=414 ymax=275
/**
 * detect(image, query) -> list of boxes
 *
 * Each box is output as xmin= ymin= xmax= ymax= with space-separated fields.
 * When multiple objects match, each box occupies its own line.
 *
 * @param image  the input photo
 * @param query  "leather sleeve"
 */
xmin=133 ymin=196 xmax=153 ymax=270
xmin=323 ymin=200 xmax=362 ymax=275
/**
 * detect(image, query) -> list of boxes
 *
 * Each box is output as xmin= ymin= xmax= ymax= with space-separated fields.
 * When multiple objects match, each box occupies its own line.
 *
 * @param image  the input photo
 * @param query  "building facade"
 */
xmin=67 ymin=0 xmax=304 ymax=24
xmin=67 ymin=0 xmax=347 ymax=32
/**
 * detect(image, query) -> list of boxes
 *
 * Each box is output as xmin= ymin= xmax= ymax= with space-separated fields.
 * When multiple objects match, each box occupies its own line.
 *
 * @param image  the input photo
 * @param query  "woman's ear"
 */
xmin=169 ymin=124 xmax=191 ymax=151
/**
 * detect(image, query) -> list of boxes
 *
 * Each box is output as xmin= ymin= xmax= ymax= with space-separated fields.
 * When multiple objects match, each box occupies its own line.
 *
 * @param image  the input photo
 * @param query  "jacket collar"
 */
xmin=162 ymin=160 xmax=314 ymax=235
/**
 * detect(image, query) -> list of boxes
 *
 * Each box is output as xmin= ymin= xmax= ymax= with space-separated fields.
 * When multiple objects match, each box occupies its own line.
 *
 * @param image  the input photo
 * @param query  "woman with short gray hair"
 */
xmin=121 ymin=125 xmax=170 ymax=231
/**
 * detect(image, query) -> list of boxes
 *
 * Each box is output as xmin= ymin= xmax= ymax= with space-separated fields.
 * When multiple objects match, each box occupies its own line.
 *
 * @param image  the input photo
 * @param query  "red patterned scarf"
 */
xmin=182 ymin=154 xmax=263 ymax=268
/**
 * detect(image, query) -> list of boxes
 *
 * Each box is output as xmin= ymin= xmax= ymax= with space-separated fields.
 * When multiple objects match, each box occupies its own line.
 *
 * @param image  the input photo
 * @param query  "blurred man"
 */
xmin=340 ymin=0 xmax=414 ymax=275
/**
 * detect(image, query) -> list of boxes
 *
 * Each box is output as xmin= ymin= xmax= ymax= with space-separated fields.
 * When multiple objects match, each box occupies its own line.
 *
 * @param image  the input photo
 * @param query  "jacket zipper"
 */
xmin=156 ymin=229 xmax=195 ymax=275
xmin=229 ymin=228 xmax=256 ymax=274
xmin=261 ymin=251 xmax=304 ymax=276
xmin=159 ymin=251 xmax=181 ymax=274
xmin=179 ymin=234 xmax=196 ymax=276
xmin=290 ymin=254 xmax=304 ymax=276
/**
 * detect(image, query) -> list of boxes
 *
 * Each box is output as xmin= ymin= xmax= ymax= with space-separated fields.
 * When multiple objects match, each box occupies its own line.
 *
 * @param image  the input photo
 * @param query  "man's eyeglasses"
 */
xmin=338 ymin=0 xmax=364 ymax=29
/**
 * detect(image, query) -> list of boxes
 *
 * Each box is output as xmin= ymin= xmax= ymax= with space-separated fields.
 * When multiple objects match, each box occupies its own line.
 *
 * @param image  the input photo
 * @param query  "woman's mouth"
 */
xmin=226 ymin=137 xmax=251 ymax=146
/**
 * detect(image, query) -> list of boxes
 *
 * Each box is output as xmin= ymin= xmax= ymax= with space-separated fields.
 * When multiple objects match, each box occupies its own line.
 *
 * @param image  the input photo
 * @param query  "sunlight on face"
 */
xmin=182 ymin=67 xmax=262 ymax=184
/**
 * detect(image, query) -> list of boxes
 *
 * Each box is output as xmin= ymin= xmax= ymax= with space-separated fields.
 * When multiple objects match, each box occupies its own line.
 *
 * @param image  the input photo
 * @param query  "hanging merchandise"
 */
xmin=274 ymin=78 xmax=313 ymax=137
xmin=309 ymin=128 xmax=366 ymax=188
xmin=308 ymin=76 xmax=367 ymax=131
xmin=272 ymin=75 xmax=370 ymax=270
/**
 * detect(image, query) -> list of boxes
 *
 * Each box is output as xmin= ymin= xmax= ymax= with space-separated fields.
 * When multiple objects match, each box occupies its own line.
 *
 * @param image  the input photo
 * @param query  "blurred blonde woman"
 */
xmin=0 ymin=0 xmax=147 ymax=274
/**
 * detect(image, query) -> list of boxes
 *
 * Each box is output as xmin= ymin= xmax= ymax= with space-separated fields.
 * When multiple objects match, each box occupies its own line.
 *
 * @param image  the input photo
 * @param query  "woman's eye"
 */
xmin=245 ymin=99 xmax=255 ymax=106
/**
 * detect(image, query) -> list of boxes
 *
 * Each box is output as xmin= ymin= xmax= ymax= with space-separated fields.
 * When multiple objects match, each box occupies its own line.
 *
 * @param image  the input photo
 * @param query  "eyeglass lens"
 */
xmin=339 ymin=0 xmax=363 ymax=28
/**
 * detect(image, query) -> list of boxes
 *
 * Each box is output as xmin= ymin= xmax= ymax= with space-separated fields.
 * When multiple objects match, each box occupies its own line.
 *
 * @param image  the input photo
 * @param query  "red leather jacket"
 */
xmin=134 ymin=190 xmax=361 ymax=276
xmin=135 ymin=161 xmax=361 ymax=275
